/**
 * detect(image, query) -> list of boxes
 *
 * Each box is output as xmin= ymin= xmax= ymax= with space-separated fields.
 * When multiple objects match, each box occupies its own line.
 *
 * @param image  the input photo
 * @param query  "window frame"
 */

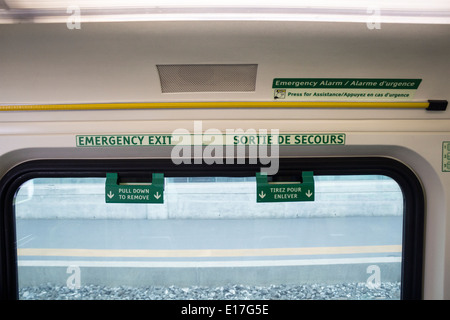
xmin=0 ymin=157 xmax=424 ymax=300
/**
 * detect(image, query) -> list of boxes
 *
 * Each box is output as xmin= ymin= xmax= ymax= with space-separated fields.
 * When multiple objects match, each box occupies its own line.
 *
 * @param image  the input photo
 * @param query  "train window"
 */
xmin=14 ymin=172 xmax=407 ymax=300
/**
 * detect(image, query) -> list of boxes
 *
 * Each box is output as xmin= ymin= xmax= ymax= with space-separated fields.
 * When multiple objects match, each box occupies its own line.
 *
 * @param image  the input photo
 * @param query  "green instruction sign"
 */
xmin=443 ymin=142 xmax=450 ymax=172
xmin=256 ymin=171 xmax=315 ymax=203
xmin=105 ymin=173 xmax=164 ymax=204
xmin=273 ymin=78 xmax=422 ymax=101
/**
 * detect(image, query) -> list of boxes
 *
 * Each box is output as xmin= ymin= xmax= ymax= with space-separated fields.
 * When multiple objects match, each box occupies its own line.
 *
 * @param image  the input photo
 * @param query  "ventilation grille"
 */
xmin=157 ymin=64 xmax=257 ymax=93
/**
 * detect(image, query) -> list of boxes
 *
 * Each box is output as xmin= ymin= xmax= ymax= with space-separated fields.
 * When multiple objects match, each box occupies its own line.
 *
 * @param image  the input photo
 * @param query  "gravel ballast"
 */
xmin=19 ymin=282 xmax=401 ymax=300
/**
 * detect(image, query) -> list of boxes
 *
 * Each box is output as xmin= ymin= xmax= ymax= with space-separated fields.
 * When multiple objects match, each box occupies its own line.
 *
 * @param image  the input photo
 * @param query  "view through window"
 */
xmin=15 ymin=175 xmax=403 ymax=300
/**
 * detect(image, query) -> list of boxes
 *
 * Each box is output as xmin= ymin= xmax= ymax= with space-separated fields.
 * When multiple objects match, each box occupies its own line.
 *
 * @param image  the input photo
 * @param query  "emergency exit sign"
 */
xmin=105 ymin=173 xmax=164 ymax=204
xmin=256 ymin=171 xmax=315 ymax=202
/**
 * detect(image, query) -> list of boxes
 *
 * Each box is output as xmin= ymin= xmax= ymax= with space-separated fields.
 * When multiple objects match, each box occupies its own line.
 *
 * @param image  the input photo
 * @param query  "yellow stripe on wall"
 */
xmin=18 ymin=245 xmax=402 ymax=258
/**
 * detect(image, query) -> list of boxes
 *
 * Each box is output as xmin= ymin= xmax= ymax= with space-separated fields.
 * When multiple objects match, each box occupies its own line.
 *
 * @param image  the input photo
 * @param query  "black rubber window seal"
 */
xmin=0 ymin=157 xmax=424 ymax=300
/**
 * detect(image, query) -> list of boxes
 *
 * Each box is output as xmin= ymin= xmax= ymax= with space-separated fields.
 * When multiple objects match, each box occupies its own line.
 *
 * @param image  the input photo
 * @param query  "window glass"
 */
xmin=15 ymin=175 xmax=403 ymax=300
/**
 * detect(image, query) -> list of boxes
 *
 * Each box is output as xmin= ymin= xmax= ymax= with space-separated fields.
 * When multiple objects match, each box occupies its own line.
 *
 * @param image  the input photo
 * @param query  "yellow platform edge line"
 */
xmin=18 ymin=245 xmax=402 ymax=258
xmin=0 ymin=101 xmax=429 ymax=111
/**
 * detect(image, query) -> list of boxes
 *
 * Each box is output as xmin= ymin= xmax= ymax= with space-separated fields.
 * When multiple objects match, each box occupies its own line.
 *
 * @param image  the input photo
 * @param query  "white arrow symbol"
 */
xmin=305 ymin=190 xmax=313 ymax=198
xmin=259 ymin=191 xmax=266 ymax=199
xmin=107 ymin=191 xmax=114 ymax=199
xmin=154 ymin=192 xmax=161 ymax=200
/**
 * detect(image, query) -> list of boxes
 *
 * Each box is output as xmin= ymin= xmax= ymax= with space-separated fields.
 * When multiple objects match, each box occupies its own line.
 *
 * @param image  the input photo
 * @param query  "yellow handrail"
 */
xmin=0 ymin=101 xmax=431 ymax=111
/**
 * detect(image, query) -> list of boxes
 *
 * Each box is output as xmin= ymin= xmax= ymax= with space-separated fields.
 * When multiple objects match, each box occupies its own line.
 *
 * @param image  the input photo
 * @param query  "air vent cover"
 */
xmin=157 ymin=64 xmax=257 ymax=93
